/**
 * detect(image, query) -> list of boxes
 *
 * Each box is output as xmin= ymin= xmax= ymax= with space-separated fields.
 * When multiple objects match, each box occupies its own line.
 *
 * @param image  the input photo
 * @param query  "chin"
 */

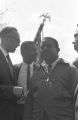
xmin=45 ymin=58 xmax=55 ymax=64
xmin=45 ymin=59 xmax=51 ymax=64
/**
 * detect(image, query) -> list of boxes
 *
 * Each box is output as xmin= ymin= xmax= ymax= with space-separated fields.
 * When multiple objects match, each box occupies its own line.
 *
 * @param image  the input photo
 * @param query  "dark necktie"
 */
xmin=6 ymin=55 xmax=13 ymax=76
xmin=27 ymin=65 xmax=30 ymax=90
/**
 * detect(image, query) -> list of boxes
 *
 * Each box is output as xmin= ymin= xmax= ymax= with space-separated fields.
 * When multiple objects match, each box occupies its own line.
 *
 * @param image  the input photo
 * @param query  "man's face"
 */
xmin=41 ymin=39 xmax=58 ymax=64
xmin=73 ymin=35 xmax=78 ymax=52
xmin=4 ymin=30 xmax=20 ymax=53
xmin=23 ymin=45 xmax=37 ymax=64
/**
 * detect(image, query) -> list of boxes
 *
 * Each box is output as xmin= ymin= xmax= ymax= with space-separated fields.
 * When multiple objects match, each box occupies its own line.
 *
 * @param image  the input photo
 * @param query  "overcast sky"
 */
xmin=0 ymin=0 xmax=78 ymax=64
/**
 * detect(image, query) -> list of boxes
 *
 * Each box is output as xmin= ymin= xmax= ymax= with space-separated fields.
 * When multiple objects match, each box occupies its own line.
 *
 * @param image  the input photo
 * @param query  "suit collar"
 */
xmin=41 ymin=58 xmax=64 ymax=72
xmin=0 ymin=45 xmax=8 ymax=58
xmin=0 ymin=50 xmax=15 ymax=84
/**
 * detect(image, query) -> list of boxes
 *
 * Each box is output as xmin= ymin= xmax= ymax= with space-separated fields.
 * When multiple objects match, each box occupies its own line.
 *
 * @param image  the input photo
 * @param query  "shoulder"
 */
xmin=13 ymin=63 xmax=22 ymax=71
xmin=59 ymin=58 xmax=75 ymax=67
xmin=59 ymin=59 xmax=78 ymax=87
xmin=58 ymin=58 xmax=78 ymax=74
xmin=61 ymin=60 xmax=78 ymax=77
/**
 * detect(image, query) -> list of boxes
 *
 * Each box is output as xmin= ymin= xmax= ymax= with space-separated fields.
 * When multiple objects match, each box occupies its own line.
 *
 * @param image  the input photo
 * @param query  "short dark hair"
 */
xmin=0 ymin=26 xmax=18 ymax=38
xmin=42 ymin=37 xmax=60 ymax=51
xmin=21 ymin=41 xmax=36 ymax=55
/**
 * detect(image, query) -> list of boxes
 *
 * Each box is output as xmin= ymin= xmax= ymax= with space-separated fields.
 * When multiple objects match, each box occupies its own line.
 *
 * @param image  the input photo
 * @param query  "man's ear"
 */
xmin=58 ymin=48 xmax=60 ymax=52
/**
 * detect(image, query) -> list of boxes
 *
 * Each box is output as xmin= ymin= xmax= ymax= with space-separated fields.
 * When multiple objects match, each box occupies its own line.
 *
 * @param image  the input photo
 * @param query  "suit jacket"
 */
xmin=23 ymin=63 xmax=47 ymax=120
xmin=14 ymin=62 xmax=41 ymax=120
xmin=14 ymin=62 xmax=43 ymax=120
xmin=26 ymin=59 xmax=78 ymax=120
xmin=0 ymin=50 xmax=18 ymax=120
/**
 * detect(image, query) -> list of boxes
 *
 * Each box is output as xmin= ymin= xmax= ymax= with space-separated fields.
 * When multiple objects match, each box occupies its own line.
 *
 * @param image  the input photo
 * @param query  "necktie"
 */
xmin=27 ymin=64 xmax=30 ymax=90
xmin=6 ymin=55 xmax=13 ymax=76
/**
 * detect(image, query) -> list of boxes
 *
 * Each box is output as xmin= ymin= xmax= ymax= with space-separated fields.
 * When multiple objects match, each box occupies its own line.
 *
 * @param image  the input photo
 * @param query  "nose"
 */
xmin=17 ymin=40 xmax=20 ymax=47
xmin=72 ymin=42 xmax=75 ymax=44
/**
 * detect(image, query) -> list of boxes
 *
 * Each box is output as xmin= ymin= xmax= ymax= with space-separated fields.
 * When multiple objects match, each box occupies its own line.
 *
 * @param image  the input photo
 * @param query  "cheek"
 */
xmin=9 ymin=41 xmax=15 ymax=47
xmin=41 ymin=49 xmax=52 ymax=59
xmin=41 ymin=48 xmax=58 ymax=61
xmin=74 ymin=44 xmax=78 ymax=51
xmin=7 ymin=42 xmax=14 ymax=49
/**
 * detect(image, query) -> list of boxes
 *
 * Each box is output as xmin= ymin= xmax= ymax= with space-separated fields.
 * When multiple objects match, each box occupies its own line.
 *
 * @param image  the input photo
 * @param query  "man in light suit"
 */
xmin=14 ymin=41 xmax=38 ymax=120
xmin=0 ymin=26 xmax=24 ymax=120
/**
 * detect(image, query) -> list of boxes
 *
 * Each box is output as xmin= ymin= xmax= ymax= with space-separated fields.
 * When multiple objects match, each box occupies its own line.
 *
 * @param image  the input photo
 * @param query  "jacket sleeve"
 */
xmin=0 ymin=85 xmax=15 ymax=100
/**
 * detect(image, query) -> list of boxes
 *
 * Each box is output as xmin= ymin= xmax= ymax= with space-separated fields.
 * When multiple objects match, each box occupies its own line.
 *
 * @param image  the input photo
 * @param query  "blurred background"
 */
xmin=0 ymin=0 xmax=78 ymax=64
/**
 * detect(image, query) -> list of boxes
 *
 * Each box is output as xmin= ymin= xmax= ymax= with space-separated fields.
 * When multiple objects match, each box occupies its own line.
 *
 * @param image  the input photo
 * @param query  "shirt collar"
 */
xmin=0 ymin=45 xmax=8 ymax=57
xmin=51 ymin=58 xmax=60 ymax=68
xmin=41 ymin=58 xmax=61 ymax=72
xmin=41 ymin=58 xmax=60 ymax=67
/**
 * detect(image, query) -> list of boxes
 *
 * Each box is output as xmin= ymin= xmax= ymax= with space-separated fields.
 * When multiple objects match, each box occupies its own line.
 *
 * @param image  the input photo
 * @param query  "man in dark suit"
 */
xmin=0 ymin=26 xmax=24 ymax=120
xmin=29 ymin=37 xmax=78 ymax=120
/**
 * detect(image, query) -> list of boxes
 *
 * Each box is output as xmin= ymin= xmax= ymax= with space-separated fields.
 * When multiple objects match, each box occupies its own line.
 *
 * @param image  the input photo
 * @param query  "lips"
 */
xmin=41 ymin=48 xmax=52 ymax=61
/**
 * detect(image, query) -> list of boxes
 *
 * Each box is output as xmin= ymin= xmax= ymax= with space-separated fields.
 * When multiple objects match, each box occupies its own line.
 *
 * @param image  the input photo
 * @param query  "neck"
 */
xmin=23 ymin=61 xmax=33 ymax=65
xmin=1 ymin=44 xmax=8 ymax=53
xmin=47 ymin=57 xmax=58 ymax=66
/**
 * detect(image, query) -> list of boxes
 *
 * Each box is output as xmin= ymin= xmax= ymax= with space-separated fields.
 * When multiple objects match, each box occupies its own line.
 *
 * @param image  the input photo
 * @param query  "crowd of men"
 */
xmin=0 ymin=26 xmax=78 ymax=120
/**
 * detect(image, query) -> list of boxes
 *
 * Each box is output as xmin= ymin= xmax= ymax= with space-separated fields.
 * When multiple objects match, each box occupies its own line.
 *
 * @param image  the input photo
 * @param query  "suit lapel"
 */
xmin=0 ymin=50 xmax=14 ymax=84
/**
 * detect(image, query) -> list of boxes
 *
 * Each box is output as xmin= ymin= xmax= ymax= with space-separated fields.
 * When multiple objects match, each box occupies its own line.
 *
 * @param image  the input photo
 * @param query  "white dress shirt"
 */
xmin=17 ymin=62 xmax=34 ymax=96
